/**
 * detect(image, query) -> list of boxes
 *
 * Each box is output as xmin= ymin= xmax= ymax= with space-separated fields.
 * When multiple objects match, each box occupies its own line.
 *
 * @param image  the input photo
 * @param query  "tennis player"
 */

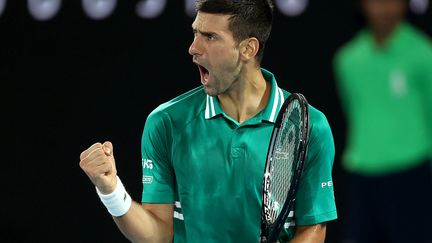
xmin=79 ymin=0 xmax=337 ymax=242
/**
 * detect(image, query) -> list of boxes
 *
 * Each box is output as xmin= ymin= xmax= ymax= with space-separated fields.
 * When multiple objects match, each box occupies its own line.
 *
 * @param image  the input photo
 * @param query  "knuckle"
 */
xmin=79 ymin=151 xmax=87 ymax=160
xmin=93 ymin=142 xmax=102 ymax=148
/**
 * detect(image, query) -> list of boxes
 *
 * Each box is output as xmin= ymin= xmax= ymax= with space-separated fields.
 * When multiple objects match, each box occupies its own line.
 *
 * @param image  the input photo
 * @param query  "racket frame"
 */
xmin=260 ymin=93 xmax=309 ymax=243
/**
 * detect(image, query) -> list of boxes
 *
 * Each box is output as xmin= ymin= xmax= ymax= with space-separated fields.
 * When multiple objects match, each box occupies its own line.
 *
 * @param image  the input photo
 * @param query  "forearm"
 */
xmin=289 ymin=224 xmax=326 ymax=243
xmin=113 ymin=202 xmax=173 ymax=243
xmin=80 ymin=143 xmax=173 ymax=242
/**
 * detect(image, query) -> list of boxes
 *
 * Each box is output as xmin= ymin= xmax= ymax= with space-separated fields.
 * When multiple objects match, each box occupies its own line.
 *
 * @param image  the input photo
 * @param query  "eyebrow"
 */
xmin=192 ymin=26 xmax=219 ymax=38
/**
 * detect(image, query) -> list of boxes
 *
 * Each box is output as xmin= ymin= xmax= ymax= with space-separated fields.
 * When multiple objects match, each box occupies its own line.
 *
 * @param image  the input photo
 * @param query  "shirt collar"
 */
xmin=204 ymin=68 xmax=286 ymax=123
xmin=362 ymin=21 xmax=410 ymax=52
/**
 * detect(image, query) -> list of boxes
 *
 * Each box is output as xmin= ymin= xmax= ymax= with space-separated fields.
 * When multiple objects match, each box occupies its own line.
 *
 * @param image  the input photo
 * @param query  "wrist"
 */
xmin=96 ymin=179 xmax=116 ymax=195
xmin=96 ymin=176 xmax=132 ymax=217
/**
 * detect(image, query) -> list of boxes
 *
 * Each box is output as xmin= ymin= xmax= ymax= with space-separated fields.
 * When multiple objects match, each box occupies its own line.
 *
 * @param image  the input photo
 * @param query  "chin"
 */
xmin=203 ymin=86 xmax=218 ymax=96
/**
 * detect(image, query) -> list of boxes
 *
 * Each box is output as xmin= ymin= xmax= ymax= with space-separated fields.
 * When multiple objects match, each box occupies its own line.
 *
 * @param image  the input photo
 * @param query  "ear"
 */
xmin=239 ymin=37 xmax=259 ymax=61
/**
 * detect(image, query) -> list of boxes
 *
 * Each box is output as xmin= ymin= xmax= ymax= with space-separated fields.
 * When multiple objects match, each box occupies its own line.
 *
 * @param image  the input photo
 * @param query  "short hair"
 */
xmin=195 ymin=0 xmax=274 ymax=64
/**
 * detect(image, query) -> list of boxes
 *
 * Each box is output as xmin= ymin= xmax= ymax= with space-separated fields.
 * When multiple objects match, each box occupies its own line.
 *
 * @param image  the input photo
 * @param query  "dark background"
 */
xmin=3 ymin=0 xmax=431 ymax=242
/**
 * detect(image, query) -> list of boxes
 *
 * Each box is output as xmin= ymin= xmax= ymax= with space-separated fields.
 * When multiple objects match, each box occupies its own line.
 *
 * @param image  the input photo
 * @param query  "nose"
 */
xmin=188 ymin=36 xmax=201 ymax=56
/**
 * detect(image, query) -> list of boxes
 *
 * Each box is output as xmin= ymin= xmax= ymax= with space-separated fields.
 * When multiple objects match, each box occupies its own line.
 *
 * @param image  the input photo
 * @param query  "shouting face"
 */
xmin=189 ymin=12 xmax=245 ymax=96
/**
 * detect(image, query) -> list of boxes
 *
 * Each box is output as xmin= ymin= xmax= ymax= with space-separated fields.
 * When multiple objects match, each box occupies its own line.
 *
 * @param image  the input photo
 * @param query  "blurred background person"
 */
xmin=333 ymin=0 xmax=432 ymax=242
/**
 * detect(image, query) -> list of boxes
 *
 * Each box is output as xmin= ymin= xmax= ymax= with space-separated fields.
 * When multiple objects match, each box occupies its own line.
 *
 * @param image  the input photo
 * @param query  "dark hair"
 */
xmin=195 ymin=0 xmax=274 ymax=64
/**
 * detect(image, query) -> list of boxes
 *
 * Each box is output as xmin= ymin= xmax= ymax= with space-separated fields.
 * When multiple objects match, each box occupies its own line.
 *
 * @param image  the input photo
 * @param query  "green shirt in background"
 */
xmin=141 ymin=69 xmax=337 ymax=242
xmin=334 ymin=22 xmax=432 ymax=175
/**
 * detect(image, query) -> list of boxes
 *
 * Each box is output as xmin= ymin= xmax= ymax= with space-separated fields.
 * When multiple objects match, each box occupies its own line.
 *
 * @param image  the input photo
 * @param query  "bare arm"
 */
xmin=289 ymin=224 xmax=326 ymax=243
xmin=113 ymin=203 xmax=173 ymax=243
xmin=79 ymin=142 xmax=173 ymax=242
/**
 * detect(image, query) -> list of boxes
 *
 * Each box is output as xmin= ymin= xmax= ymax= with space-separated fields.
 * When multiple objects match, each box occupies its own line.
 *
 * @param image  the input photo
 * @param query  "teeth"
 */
xmin=196 ymin=63 xmax=209 ymax=84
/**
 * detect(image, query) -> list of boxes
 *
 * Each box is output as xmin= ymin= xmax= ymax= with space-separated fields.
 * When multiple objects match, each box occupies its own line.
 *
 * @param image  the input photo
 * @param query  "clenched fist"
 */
xmin=79 ymin=141 xmax=117 ymax=194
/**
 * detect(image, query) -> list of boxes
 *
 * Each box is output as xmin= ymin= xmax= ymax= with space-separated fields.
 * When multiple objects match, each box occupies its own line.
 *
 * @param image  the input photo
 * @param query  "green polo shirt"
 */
xmin=334 ymin=22 xmax=432 ymax=175
xmin=141 ymin=68 xmax=337 ymax=242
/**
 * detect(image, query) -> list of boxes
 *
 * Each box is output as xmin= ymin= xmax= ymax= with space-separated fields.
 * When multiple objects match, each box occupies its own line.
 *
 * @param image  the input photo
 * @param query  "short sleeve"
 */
xmin=141 ymin=110 xmax=175 ymax=203
xmin=294 ymin=109 xmax=338 ymax=225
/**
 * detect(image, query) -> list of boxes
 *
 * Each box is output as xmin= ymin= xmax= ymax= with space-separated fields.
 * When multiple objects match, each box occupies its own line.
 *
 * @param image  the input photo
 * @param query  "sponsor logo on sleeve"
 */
xmin=142 ymin=158 xmax=154 ymax=169
xmin=142 ymin=176 xmax=153 ymax=184
xmin=321 ymin=180 xmax=333 ymax=188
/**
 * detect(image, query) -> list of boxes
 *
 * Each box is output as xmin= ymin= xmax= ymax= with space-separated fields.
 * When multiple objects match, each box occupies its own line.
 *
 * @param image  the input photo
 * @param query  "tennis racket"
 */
xmin=260 ymin=93 xmax=310 ymax=243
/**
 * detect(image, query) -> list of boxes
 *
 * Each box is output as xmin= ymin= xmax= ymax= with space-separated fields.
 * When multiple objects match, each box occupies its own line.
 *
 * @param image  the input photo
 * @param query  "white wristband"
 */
xmin=96 ymin=176 xmax=132 ymax=217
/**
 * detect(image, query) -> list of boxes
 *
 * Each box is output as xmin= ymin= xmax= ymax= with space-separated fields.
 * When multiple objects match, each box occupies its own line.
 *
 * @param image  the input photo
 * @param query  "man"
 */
xmin=80 ymin=0 xmax=337 ymax=242
xmin=333 ymin=0 xmax=432 ymax=242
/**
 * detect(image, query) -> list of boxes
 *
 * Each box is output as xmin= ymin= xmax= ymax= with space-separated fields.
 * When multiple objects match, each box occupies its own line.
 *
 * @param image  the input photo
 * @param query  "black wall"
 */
xmin=3 ymin=1 xmax=431 ymax=242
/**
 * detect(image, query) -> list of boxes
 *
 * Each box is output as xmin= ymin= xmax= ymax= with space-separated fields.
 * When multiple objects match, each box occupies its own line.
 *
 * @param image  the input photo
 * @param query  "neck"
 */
xmin=371 ymin=21 xmax=401 ymax=48
xmin=372 ymin=29 xmax=392 ymax=47
xmin=218 ymin=65 xmax=270 ymax=124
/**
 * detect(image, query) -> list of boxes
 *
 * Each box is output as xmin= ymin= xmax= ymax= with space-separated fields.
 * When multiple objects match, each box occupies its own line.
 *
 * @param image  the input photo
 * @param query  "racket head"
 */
xmin=260 ymin=93 xmax=309 ymax=243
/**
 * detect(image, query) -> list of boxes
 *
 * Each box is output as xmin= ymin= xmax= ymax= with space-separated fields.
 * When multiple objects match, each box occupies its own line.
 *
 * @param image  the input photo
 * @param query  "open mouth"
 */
xmin=197 ymin=64 xmax=210 ymax=85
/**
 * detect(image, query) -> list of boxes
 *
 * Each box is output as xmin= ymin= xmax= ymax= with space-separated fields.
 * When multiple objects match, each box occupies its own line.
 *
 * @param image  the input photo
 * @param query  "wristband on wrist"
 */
xmin=96 ymin=176 xmax=132 ymax=217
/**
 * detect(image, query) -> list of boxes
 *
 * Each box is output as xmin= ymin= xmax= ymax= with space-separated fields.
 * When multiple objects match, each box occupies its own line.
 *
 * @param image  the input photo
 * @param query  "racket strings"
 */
xmin=267 ymin=101 xmax=302 ymax=224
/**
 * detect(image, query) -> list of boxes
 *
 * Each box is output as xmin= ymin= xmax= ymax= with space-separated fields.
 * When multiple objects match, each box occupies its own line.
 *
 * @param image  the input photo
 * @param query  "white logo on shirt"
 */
xmin=321 ymin=181 xmax=333 ymax=188
xmin=389 ymin=69 xmax=407 ymax=97
xmin=142 ymin=159 xmax=154 ymax=169
xmin=142 ymin=176 xmax=153 ymax=184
